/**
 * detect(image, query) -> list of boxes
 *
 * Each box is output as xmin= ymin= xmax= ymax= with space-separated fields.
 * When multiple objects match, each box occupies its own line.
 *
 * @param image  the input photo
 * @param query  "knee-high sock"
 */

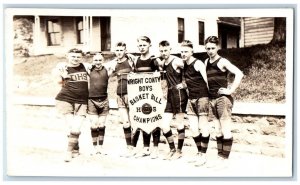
xmin=123 ymin=126 xmax=132 ymax=146
xmin=222 ymin=137 xmax=233 ymax=159
xmin=216 ymin=136 xmax=224 ymax=157
xmin=131 ymin=129 xmax=140 ymax=147
xmin=163 ymin=130 xmax=175 ymax=150
xmin=152 ymin=127 xmax=161 ymax=147
xmin=67 ymin=132 xmax=80 ymax=152
xmin=200 ymin=135 xmax=210 ymax=154
xmin=177 ymin=128 xmax=185 ymax=151
xmin=193 ymin=133 xmax=202 ymax=152
xmin=142 ymin=131 xmax=151 ymax=147
xmin=91 ymin=128 xmax=99 ymax=146
xmin=98 ymin=126 xmax=105 ymax=145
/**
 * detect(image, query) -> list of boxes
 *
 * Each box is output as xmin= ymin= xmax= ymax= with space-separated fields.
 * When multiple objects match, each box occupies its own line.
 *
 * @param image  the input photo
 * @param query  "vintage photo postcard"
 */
xmin=4 ymin=8 xmax=294 ymax=178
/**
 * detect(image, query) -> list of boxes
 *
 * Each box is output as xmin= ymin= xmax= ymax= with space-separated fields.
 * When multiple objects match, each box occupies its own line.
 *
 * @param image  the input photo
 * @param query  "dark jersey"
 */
xmin=163 ymin=58 xmax=183 ymax=89
xmin=206 ymin=57 xmax=229 ymax=99
xmin=135 ymin=56 xmax=158 ymax=73
xmin=89 ymin=66 xmax=109 ymax=98
xmin=56 ymin=63 xmax=89 ymax=104
xmin=184 ymin=59 xmax=208 ymax=99
xmin=115 ymin=58 xmax=133 ymax=96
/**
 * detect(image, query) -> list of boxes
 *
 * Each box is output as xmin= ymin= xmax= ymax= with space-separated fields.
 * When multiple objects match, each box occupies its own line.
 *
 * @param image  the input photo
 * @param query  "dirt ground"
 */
xmin=5 ymin=105 xmax=292 ymax=178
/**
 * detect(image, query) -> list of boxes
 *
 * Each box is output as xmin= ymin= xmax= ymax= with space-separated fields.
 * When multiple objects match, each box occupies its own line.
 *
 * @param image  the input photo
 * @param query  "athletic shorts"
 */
xmin=56 ymin=100 xmax=87 ymax=116
xmin=117 ymin=94 xmax=129 ymax=108
xmin=164 ymin=88 xmax=188 ymax=114
xmin=186 ymin=97 xmax=209 ymax=116
xmin=87 ymin=97 xmax=109 ymax=115
xmin=209 ymin=95 xmax=234 ymax=120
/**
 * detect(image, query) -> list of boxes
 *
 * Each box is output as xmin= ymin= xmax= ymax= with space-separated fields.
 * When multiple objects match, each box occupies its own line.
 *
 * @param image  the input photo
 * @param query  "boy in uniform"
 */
xmin=52 ymin=48 xmax=89 ymax=162
xmin=181 ymin=40 xmax=210 ymax=166
xmin=205 ymin=36 xmax=244 ymax=167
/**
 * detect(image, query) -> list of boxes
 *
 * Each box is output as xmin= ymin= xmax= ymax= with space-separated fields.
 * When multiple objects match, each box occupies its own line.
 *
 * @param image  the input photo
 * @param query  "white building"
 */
xmin=10 ymin=9 xmax=241 ymax=56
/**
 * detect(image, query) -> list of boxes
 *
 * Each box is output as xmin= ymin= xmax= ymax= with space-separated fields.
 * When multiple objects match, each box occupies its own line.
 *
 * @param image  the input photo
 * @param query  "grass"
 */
xmin=12 ymin=43 xmax=286 ymax=103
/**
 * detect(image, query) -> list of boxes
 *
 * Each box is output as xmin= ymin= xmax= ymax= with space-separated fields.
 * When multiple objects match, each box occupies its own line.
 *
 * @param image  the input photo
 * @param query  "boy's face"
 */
xmin=205 ymin=42 xmax=219 ymax=58
xmin=159 ymin=46 xmax=171 ymax=60
xmin=67 ymin=52 xmax=82 ymax=66
xmin=180 ymin=46 xmax=193 ymax=62
xmin=137 ymin=40 xmax=151 ymax=54
xmin=115 ymin=46 xmax=126 ymax=59
xmin=93 ymin=54 xmax=104 ymax=68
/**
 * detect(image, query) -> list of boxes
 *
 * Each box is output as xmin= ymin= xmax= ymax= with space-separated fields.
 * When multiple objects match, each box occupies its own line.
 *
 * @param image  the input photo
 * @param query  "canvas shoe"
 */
xmin=205 ymin=155 xmax=225 ymax=168
xmin=194 ymin=153 xmax=207 ymax=167
xmin=121 ymin=146 xmax=136 ymax=158
xmin=150 ymin=147 xmax=159 ymax=159
xmin=163 ymin=148 xmax=176 ymax=160
xmin=188 ymin=152 xmax=202 ymax=163
xmin=170 ymin=150 xmax=182 ymax=160
xmin=72 ymin=149 xmax=80 ymax=158
xmin=64 ymin=151 xmax=73 ymax=162
xmin=97 ymin=145 xmax=106 ymax=155
xmin=135 ymin=147 xmax=150 ymax=158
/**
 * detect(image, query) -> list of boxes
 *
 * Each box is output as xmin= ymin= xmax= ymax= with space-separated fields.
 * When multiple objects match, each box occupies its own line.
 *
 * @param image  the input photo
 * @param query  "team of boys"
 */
xmin=52 ymin=35 xmax=244 ymax=168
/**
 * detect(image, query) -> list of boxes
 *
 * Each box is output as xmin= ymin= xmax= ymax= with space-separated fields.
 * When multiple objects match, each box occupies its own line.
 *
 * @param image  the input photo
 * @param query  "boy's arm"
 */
xmin=194 ymin=60 xmax=208 ymax=87
xmin=218 ymin=59 xmax=244 ymax=95
xmin=51 ymin=62 xmax=69 ymax=85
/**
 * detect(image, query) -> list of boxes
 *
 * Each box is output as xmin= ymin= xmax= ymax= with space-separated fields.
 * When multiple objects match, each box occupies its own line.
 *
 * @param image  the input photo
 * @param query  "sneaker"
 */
xmin=163 ymin=148 xmax=176 ymax=160
xmin=121 ymin=146 xmax=136 ymax=158
xmin=135 ymin=147 xmax=150 ymax=158
xmin=97 ymin=145 xmax=106 ymax=155
xmin=188 ymin=152 xmax=201 ymax=163
xmin=64 ymin=151 xmax=72 ymax=162
xmin=90 ymin=146 xmax=98 ymax=156
xmin=170 ymin=150 xmax=182 ymax=160
xmin=150 ymin=147 xmax=159 ymax=159
xmin=194 ymin=153 xmax=207 ymax=167
xmin=205 ymin=156 xmax=225 ymax=168
xmin=72 ymin=149 xmax=80 ymax=158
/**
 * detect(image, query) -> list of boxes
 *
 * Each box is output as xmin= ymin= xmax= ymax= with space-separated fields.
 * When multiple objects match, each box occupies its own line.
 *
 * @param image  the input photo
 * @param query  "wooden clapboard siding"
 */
xmin=243 ymin=17 xmax=274 ymax=47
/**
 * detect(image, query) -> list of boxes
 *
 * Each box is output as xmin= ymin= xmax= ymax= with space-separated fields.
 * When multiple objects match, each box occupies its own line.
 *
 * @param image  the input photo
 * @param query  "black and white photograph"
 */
xmin=3 ymin=6 xmax=294 ymax=179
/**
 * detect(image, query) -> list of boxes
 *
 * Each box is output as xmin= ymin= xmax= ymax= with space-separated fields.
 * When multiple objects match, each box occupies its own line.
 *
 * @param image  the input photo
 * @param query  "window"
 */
xmin=178 ymin=18 xmax=184 ymax=43
xmin=47 ymin=19 xmax=61 ymax=46
xmin=198 ymin=21 xmax=205 ymax=45
xmin=76 ymin=18 xmax=84 ymax=44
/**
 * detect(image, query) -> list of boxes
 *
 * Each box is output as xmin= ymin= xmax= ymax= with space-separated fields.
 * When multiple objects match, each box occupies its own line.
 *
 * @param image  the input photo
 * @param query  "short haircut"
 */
xmin=181 ymin=40 xmax=193 ymax=49
xmin=137 ymin=36 xmax=151 ymax=44
xmin=115 ymin=41 xmax=127 ymax=48
xmin=205 ymin=36 xmax=219 ymax=45
xmin=93 ymin=52 xmax=103 ymax=57
xmin=68 ymin=48 xmax=83 ymax=54
xmin=159 ymin=40 xmax=170 ymax=47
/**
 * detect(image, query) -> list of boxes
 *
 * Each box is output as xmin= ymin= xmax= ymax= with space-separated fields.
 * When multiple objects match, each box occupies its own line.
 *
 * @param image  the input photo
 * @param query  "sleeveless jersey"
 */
xmin=115 ymin=58 xmax=133 ymax=96
xmin=163 ymin=58 xmax=183 ymax=88
xmin=89 ymin=66 xmax=109 ymax=98
xmin=135 ymin=56 xmax=158 ymax=73
xmin=184 ymin=59 xmax=208 ymax=99
xmin=206 ymin=57 xmax=229 ymax=99
xmin=55 ymin=63 xmax=88 ymax=104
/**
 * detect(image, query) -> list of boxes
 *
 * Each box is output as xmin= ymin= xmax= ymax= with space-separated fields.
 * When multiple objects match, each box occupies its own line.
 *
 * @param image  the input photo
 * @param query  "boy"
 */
xmin=130 ymin=36 xmax=161 ymax=159
xmin=181 ymin=40 xmax=210 ymax=166
xmin=157 ymin=40 xmax=188 ymax=160
xmin=52 ymin=48 xmax=89 ymax=162
xmin=106 ymin=42 xmax=135 ymax=157
xmin=87 ymin=52 xmax=113 ymax=155
xmin=204 ymin=36 xmax=244 ymax=167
